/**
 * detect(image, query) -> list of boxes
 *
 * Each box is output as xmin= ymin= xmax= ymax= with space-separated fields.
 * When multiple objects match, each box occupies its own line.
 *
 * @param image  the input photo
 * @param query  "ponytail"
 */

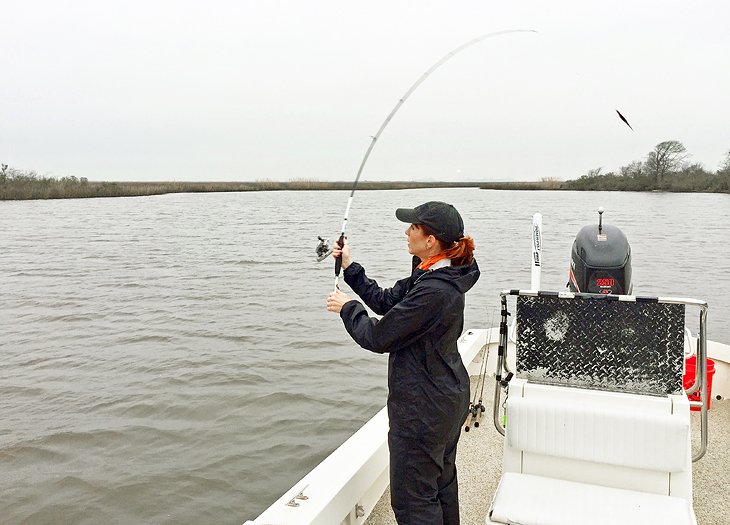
xmin=440 ymin=236 xmax=475 ymax=267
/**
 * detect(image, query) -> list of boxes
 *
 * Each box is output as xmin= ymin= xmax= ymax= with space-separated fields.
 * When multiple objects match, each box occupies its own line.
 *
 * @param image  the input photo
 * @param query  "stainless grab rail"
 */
xmin=695 ymin=304 xmax=708 ymax=461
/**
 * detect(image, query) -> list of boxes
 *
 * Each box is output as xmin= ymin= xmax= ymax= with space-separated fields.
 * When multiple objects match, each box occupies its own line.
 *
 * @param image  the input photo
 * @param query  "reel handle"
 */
xmin=474 ymin=406 xmax=482 ymax=427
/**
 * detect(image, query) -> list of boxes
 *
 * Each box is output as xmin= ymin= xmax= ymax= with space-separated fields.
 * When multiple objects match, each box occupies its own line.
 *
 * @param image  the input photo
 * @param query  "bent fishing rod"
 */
xmin=316 ymin=29 xmax=537 ymax=291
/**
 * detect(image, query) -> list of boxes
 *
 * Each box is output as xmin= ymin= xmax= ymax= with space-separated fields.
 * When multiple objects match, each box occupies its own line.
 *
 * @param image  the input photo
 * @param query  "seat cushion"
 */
xmin=489 ymin=472 xmax=696 ymax=525
xmin=506 ymin=394 xmax=689 ymax=472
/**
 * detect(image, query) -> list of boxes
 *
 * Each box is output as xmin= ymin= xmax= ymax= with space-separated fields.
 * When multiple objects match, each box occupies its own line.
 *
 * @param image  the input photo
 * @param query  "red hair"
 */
xmin=415 ymin=225 xmax=475 ymax=267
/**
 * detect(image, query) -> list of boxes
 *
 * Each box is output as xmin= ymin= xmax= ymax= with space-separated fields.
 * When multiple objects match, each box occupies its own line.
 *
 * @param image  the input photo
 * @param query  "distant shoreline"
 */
xmin=0 ymin=179 xmax=564 ymax=201
xmin=1 ymin=178 xmax=729 ymax=201
xmin=4 ymin=140 xmax=729 ymax=199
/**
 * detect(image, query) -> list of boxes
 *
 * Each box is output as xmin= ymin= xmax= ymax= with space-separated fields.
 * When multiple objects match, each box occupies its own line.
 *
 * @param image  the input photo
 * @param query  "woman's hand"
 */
xmin=327 ymin=289 xmax=352 ymax=314
xmin=331 ymin=237 xmax=352 ymax=270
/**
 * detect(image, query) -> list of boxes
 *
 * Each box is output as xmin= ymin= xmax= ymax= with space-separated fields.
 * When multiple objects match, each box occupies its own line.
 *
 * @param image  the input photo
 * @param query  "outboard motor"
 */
xmin=568 ymin=208 xmax=632 ymax=295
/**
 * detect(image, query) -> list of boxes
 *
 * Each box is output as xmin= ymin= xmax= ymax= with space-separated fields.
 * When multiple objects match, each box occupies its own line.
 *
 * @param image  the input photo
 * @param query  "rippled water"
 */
xmin=2 ymin=189 xmax=729 ymax=524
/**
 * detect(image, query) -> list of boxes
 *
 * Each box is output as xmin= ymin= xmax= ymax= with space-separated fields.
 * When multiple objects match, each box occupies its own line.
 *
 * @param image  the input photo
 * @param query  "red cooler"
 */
xmin=683 ymin=356 xmax=716 ymax=411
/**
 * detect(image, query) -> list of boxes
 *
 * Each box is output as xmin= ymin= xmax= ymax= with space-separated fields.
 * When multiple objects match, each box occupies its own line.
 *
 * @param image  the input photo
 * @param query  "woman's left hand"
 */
xmin=327 ymin=289 xmax=351 ymax=314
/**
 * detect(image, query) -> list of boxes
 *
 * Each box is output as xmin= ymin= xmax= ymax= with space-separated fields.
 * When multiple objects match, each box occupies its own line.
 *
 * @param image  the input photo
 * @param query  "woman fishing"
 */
xmin=326 ymin=201 xmax=479 ymax=525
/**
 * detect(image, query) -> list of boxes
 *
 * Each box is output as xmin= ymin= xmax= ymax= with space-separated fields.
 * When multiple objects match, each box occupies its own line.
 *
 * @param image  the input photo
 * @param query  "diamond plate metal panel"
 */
xmin=516 ymin=296 xmax=685 ymax=396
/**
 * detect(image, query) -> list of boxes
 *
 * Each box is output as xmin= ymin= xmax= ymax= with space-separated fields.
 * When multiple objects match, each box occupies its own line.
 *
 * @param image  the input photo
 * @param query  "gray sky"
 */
xmin=2 ymin=1 xmax=729 ymax=182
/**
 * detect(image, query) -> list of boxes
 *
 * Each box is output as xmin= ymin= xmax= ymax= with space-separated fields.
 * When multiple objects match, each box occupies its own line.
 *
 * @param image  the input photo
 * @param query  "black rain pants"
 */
xmin=388 ymin=419 xmax=464 ymax=525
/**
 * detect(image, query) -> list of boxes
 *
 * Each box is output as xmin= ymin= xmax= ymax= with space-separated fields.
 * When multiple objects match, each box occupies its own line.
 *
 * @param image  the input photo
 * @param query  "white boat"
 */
xmin=243 ymin=292 xmax=729 ymax=525
xmin=246 ymin=213 xmax=728 ymax=525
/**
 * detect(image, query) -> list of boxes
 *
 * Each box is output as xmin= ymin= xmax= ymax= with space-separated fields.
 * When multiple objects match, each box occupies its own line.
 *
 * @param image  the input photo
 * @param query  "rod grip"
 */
xmin=464 ymin=412 xmax=473 ymax=432
xmin=334 ymin=234 xmax=345 ymax=277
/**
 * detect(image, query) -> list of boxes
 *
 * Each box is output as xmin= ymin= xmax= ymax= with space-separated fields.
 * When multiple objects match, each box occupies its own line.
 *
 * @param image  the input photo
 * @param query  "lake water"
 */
xmin=2 ymin=188 xmax=729 ymax=524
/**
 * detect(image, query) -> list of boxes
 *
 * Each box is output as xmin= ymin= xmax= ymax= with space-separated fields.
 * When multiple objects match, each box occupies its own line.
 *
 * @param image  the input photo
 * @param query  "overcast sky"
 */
xmin=1 ymin=1 xmax=729 ymax=182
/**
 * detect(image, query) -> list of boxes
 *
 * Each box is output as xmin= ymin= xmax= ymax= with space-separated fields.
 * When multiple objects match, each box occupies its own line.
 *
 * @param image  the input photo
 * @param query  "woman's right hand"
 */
xmin=332 ymin=237 xmax=352 ymax=270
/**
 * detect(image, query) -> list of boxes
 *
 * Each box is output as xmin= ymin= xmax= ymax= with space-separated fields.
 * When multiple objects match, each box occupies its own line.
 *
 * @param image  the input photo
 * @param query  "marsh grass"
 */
xmin=1 ymin=168 xmax=563 ymax=200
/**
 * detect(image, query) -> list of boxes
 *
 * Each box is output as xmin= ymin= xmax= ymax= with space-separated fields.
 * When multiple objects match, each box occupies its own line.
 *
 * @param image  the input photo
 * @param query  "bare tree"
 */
xmin=646 ymin=140 xmax=688 ymax=185
xmin=620 ymin=160 xmax=645 ymax=178
xmin=720 ymin=149 xmax=730 ymax=174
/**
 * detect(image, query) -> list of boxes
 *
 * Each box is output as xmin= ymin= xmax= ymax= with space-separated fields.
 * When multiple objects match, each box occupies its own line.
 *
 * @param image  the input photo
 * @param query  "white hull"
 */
xmin=245 ymin=330 xmax=729 ymax=525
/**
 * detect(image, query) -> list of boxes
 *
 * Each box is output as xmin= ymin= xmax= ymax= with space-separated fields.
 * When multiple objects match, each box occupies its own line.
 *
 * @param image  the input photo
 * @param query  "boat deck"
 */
xmin=366 ymin=376 xmax=730 ymax=525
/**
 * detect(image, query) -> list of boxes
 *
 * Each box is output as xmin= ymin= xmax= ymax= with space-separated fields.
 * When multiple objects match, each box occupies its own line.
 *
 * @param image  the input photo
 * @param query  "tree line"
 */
xmin=3 ymin=141 xmax=730 ymax=200
xmin=564 ymin=141 xmax=730 ymax=192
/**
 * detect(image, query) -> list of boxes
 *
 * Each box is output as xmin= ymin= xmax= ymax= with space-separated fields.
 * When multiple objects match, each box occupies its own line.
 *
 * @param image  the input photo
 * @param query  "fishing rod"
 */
xmin=316 ymin=29 xmax=537 ymax=290
xmin=464 ymin=308 xmax=495 ymax=432
xmin=473 ymin=310 xmax=497 ymax=429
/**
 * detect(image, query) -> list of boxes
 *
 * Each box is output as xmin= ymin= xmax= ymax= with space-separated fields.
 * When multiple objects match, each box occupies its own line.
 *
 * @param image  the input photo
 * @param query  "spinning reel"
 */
xmin=315 ymin=236 xmax=333 ymax=262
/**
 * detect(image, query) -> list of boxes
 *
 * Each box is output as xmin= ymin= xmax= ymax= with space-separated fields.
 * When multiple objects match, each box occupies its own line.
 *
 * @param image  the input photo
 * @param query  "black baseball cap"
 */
xmin=395 ymin=201 xmax=465 ymax=243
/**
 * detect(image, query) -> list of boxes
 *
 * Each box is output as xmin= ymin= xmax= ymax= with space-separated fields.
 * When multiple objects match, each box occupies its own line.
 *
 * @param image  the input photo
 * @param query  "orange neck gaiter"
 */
xmin=417 ymin=253 xmax=450 ymax=271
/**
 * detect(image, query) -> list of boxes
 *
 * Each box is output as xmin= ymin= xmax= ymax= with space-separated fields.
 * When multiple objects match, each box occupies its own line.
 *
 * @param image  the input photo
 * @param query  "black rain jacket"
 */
xmin=340 ymin=257 xmax=480 ymax=441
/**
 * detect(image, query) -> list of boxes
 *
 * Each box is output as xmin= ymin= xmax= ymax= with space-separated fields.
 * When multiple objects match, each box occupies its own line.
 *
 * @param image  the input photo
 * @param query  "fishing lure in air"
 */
xmin=316 ymin=29 xmax=537 ymax=291
xmin=616 ymin=109 xmax=634 ymax=130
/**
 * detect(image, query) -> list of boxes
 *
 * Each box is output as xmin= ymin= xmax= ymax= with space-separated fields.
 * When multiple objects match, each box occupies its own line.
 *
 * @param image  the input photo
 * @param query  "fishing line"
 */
xmin=317 ymin=29 xmax=537 ymax=290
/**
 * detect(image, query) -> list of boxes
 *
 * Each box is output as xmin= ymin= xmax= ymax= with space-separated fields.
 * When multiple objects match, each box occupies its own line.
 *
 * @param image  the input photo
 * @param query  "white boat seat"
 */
xmin=506 ymin=394 xmax=689 ymax=472
xmin=487 ymin=293 xmax=700 ymax=525
xmin=488 ymin=472 xmax=696 ymax=525
xmin=486 ymin=379 xmax=695 ymax=525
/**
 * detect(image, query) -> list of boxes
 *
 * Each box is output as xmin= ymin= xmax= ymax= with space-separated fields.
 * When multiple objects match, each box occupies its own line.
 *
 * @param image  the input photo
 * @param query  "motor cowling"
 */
xmin=568 ymin=219 xmax=632 ymax=295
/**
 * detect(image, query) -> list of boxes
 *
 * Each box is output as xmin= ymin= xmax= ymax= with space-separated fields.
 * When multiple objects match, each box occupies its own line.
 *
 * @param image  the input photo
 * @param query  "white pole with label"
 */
xmin=531 ymin=213 xmax=543 ymax=291
xmin=509 ymin=212 xmax=543 ymax=342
